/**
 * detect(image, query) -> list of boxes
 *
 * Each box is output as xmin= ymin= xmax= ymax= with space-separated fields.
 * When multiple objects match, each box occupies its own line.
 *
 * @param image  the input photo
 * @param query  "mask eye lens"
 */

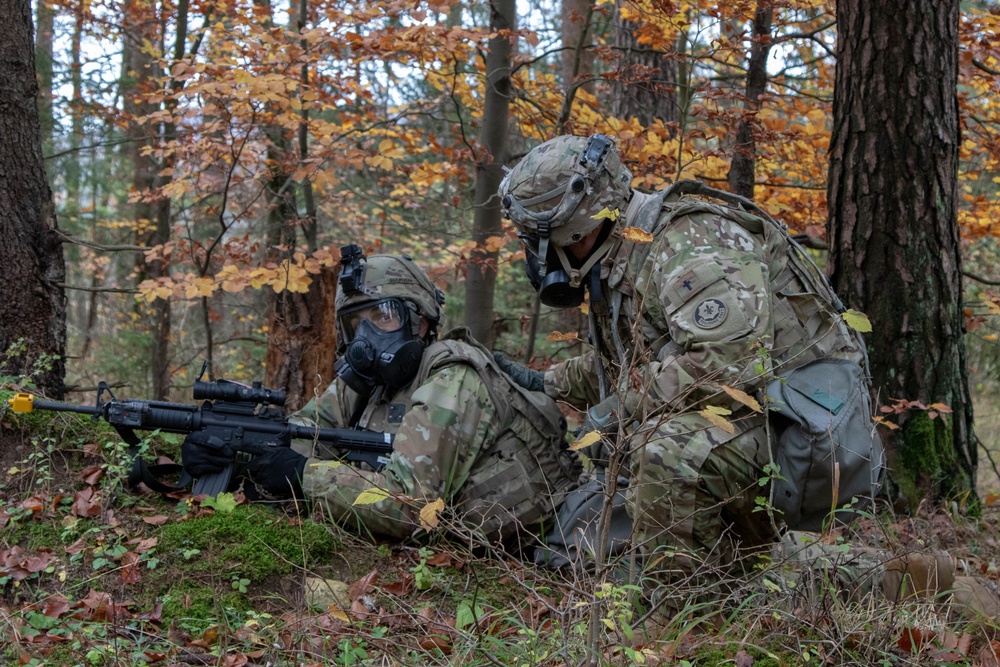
xmin=502 ymin=194 xmax=512 ymax=209
xmin=339 ymin=299 xmax=407 ymax=341
xmin=571 ymin=177 xmax=585 ymax=193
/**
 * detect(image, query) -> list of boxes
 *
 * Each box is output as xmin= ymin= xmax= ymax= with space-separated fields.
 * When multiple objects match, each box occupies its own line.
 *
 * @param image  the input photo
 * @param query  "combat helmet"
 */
xmin=498 ymin=134 xmax=632 ymax=307
xmin=334 ymin=245 xmax=446 ymax=393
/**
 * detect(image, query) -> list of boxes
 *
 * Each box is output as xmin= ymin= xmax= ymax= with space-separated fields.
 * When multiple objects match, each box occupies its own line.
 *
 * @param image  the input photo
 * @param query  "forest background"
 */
xmin=15 ymin=0 xmax=1000 ymax=496
xmin=7 ymin=0 xmax=1000 ymax=663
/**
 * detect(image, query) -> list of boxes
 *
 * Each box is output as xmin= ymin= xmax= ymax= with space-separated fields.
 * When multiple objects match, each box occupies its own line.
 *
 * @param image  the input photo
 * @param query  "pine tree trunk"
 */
xmin=827 ymin=0 xmax=974 ymax=507
xmin=0 ymin=0 xmax=67 ymax=397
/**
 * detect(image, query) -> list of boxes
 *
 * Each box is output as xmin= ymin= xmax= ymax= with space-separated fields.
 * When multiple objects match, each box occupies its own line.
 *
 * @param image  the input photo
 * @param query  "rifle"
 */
xmin=7 ymin=377 xmax=394 ymax=498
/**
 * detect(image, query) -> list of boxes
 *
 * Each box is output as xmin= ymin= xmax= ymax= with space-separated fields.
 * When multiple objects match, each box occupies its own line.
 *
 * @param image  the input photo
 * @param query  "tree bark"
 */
xmin=35 ymin=0 xmax=54 ymax=154
xmin=0 ymin=0 xmax=66 ymax=397
xmin=259 ymin=0 xmax=337 ymax=410
xmin=611 ymin=0 xmax=677 ymax=126
xmin=827 ymin=0 xmax=974 ymax=507
xmin=727 ymin=2 xmax=772 ymax=200
xmin=561 ymin=0 xmax=594 ymax=95
xmin=464 ymin=0 xmax=515 ymax=346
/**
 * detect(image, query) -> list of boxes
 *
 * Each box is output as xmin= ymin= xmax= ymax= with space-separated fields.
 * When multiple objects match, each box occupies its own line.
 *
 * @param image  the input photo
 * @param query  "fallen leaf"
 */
xmin=419 ymin=498 xmax=445 ymax=530
xmin=621 ymin=226 xmax=653 ymax=243
xmin=698 ymin=406 xmax=734 ymax=434
xmin=546 ymin=330 xmax=579 ymax=341
xmin=141 ymin=515 xmax=169 ymax=526
xmin=353 ymin=488 xmax=391 ymax=505
xmin=722 ymin=385 xmax=762 ymax=412
xmin=569 ymin=431 xmax=601 ymax=452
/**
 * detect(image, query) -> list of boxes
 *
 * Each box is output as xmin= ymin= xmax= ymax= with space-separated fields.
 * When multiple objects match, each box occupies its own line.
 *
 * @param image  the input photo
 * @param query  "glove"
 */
xmin=575 ymin=396 xmax=620 ymax=468
xmin=246 ymin=446 xmax=307 ymax=500
xmin=493 ymin=351 xmax=545 ymax=392
xmin=182 ymin=431 xmax=235 ymax=478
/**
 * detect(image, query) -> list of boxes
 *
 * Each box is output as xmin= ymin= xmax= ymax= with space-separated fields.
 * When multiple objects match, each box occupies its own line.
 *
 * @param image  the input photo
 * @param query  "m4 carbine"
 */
xmin=8 ymin=378 xmax=394 ymax=498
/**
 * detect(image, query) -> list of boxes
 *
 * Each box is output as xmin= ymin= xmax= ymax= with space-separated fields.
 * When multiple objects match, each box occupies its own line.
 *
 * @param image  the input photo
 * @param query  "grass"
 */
xmin=4 ymin=390 xmax=1000 ymax=666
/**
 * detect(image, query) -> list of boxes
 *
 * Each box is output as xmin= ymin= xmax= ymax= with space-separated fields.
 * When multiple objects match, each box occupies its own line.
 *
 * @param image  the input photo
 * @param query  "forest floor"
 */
xmin=4 ymin=391 xmax=1000 ymax=666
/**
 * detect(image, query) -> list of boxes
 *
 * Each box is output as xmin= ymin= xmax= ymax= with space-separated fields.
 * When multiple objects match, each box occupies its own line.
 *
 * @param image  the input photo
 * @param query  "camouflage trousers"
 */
xmin=625 ymin=411 xmax=779 ymax=616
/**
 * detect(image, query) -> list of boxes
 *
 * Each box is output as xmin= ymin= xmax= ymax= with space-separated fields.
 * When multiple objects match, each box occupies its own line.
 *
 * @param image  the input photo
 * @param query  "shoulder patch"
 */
xmin=693 ymin=298 xmax=728 ymax=329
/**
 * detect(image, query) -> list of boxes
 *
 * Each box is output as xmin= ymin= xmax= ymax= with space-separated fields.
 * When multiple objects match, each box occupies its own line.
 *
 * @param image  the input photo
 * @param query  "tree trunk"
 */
xmin=0 ymin=0 xmax=67 ymax=397
xmin=259 ymin=0 xmax=337 ymax=410
xmin=827 ymin=0 xmax=974 ymax=508
xmin=561 ymin=0 xmax=594 ymax=94
xmin=464 ymin=0 xmax=515 ymax=346
xmin=727 ymin=2 xmax=772 ymax=200
xmin=35 ymin=0 xmax=54 ymax=154
xmin=611 ymin=0 xmax=677 ymax=126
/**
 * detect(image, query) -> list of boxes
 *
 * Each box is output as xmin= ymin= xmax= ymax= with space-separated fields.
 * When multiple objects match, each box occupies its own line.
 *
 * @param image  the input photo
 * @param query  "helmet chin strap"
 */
xmin=552 ymin=228 xmax=620 ymax=288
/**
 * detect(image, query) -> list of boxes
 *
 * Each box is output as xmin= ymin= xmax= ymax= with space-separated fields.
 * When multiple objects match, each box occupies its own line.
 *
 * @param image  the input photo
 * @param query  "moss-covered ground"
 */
xmin=3 ymin=390 xmax=1000 ymax=666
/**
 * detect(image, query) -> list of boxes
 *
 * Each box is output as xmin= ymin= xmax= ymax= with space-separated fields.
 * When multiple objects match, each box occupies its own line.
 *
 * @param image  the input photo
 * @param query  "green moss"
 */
xmin=692 ymin=643 xmax=783 ymax=666
xmin=159 ymin=504 xmax=337 ymax=580
xmin=895 ymin=411 xmax=972 ymax=509
xmin=25 ymin=521 xmax=62 ymax=551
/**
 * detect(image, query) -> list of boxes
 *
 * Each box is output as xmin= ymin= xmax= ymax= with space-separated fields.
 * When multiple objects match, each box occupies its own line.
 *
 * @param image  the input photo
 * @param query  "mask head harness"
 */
xmin=499 ymin=134 xmax=630 ymax=308
xmin=333 ymin=245 xmax=445 ymax=395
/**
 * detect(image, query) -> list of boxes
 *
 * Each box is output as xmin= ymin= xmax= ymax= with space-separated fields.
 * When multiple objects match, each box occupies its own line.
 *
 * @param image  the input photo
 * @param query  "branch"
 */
xmin=972 ymin=58 xmax=1000 ymax=77
xmin=56 ymin=230 xmax=148 ymax=253
xmin=57 ymin=283 xmax=139 ymax=294
xmin=964 ymin=269 xmax=1000 ymax=286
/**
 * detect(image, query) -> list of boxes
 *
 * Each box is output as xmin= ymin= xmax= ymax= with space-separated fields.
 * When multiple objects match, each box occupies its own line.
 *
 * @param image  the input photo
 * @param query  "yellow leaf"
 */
xmin=698 ymin=406 xmax=734 ymax=434
xmin=484 ymin=235 xmax=507 ymax=252
xmin=621 ymin=226 xmax=654 ymax=243
xmin=592 ymin=207 xmax=621 ymax=222
xmin=569 ymin=430 xmax=601 ymax=452
xmin=419 ymin=498 xmax=445 ymax=530
xmin=985 ymin=493 xmax=1000 ymax=506
xmin=722 ymin=386 xmax=762 ymax=413
xmin=984 ymin=334 xmax=999 ymax=342
xmin=353 ymin=488 xmax=391 ymax=505
xmin=546 ymin=330 xmax=579 ymax=341
xmin=842 ymin=309 xmax=873 ymax=333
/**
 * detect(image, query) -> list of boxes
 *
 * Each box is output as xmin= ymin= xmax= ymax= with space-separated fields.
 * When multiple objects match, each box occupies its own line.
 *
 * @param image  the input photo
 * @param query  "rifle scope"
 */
xmin=192 ymin=379 xmax=286 ymax=406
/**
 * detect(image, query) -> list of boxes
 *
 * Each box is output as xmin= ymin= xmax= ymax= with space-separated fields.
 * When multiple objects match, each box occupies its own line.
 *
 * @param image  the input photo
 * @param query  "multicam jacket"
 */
xmin=291 ymin=328 xmax=581 ymax=543
xmin=547 ymin=182 xmax=865 ymax=419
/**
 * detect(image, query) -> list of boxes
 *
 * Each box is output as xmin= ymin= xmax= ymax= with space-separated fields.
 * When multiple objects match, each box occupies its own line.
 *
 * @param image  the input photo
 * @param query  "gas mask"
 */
xmin=520 ymin=234 xmax=605 ymax=308
xmin=334 ymin=298 xmax=425 ymax=394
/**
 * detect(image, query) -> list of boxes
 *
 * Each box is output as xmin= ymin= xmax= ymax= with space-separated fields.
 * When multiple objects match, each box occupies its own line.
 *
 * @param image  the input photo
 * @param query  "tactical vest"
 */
xmin=351 ymin=327 xmax=582 ymax=544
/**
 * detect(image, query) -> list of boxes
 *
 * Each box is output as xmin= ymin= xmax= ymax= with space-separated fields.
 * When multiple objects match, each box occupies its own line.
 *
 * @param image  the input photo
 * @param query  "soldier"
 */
xmin=181 ymin=246 xmax=581 ymax=545
xmin=495 ymin=134 xmax=884 ymax=614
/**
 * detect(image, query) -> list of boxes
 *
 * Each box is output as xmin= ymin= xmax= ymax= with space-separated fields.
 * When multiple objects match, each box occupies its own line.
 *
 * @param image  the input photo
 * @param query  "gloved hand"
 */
xmin=246 ymin=446 xmax=308 ymax=500
xmin=575 ymin=395 xmax=620 ymax=468
xmin=492 ymin=351 xmax=545 ymax=392
xmin=181 ymin=431 xmax=235 ymax=478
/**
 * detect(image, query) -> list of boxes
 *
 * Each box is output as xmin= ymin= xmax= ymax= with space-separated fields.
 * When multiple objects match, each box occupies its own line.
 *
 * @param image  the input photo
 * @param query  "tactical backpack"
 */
xmin=615 ymin=180 xmax=885 ymax=531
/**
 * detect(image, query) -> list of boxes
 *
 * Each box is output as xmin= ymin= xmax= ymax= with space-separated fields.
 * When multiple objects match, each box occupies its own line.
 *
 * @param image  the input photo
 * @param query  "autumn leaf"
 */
xmin=354 ymin=487 xmax=391 ymax=505
xmin=592 ymin=207 xmax=621 ymax=222
xmin=419 ymin=498 xmax=445 ymax=530
xmin=141 ymin=515 xmax=170 ymax=526
xmin=569 ymin=431 xmax=601 ymax=452
xmin=843 ymin=309 xmax=873 ymax=333
xmin=699 ymin=405 xmax=735 ymax=434
xmin=546 ymin=330 xmax=579 ymax=341
xmin=985 ymin=493 xmax=1000 ymax=506
xmin=621 ymin=226 xmax=654 ymax=243
xmin=722 ymin=385 xmax=762 ymax=413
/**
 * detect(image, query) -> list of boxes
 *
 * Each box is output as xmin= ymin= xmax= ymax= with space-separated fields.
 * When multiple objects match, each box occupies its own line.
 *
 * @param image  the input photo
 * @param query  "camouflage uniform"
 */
xmin=287 ymin=251 xmax=580 ymax=544
xmin=500 ymin=136 xmax=879 ymax=611
xmin=291 ymin=329 xmax=580 ymax=543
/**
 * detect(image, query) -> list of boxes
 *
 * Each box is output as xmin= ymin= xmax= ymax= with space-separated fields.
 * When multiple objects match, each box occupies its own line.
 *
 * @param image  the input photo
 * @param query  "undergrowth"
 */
xmin=3 ymin=390 xmax=1000 ymax=666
